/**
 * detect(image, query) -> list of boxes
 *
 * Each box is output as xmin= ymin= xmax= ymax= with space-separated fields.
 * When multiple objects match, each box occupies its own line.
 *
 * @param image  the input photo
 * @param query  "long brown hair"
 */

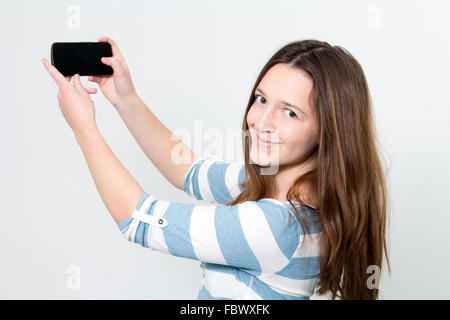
xmin=229 ymin=39 xmax=391 ymax=299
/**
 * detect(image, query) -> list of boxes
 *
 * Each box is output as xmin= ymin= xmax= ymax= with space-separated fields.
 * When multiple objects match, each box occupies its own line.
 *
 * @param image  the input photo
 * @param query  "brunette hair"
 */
xmin=228 ymin=39 xmax=391 ymax=299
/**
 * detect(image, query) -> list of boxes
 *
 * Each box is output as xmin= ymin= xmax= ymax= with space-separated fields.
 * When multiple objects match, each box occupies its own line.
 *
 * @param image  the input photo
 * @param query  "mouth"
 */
xmin=256 ymin=133 xmax=280 ymax=148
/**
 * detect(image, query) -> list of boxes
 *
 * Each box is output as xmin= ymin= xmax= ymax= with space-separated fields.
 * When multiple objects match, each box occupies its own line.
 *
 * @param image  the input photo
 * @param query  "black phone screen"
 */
xmin=51 ymin=42 xmax=114 ymax=76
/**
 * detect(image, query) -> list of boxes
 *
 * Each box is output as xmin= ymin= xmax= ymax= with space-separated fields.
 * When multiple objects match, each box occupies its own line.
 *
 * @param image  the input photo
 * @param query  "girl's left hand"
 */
xmin=42 ymin=58 xmax=99 ymax=135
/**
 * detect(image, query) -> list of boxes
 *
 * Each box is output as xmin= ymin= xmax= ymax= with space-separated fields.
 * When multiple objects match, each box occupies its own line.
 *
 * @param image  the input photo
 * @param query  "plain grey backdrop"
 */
xmin=1 ymin=0 xmax=449 ymax=299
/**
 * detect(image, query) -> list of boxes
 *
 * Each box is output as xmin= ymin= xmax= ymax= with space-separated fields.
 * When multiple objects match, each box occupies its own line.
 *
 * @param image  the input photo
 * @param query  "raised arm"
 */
xmin=117 ymin=192 xmax=306 ymax=275
xmin=75 ymin=129 xmax=144 ymax=224
xmin=116 ymin=95 xmax=196 ymax=191
xmin=183 ymin=154 xmax=246 ymax=204
xmin=88 ymin=37 xmax=196 ymax=191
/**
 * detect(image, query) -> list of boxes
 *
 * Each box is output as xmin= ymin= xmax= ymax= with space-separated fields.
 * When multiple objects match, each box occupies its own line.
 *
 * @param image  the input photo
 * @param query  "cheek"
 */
xmin=246 ymin=104 xmax=259 ymax=126
xmin=282 ymin=126 xmax=317 ymax=154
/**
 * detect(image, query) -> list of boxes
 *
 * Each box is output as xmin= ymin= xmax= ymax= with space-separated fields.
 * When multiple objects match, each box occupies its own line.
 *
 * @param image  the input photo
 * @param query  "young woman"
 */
xmin=42 ymin=37 xmax=391 ymax=300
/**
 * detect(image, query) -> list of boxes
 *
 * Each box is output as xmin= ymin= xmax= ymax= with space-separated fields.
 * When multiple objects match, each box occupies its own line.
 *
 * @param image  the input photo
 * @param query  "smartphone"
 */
xmin=50 ymin=42 xmax=114 ymax=76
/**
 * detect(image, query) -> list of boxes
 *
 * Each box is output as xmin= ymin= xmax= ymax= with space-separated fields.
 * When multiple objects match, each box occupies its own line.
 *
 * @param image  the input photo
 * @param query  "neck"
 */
xmin=270 ymin=158 xmax=317 ymax=206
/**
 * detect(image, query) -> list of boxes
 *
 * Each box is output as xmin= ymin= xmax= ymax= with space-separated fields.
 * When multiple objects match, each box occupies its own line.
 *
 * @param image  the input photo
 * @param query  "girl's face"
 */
xmin=247 ymin=63 xmax=319 ymax=170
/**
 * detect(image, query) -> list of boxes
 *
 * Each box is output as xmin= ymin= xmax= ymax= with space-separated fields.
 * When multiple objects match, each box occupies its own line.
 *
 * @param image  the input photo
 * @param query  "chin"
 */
xmin=249 ymin=146 xmax=281 ymax=170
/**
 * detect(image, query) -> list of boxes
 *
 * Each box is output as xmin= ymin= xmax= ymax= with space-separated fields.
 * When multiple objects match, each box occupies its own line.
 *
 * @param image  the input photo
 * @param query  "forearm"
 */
xmin=115 ymin=95 xmax=196 ymax=190
xmin=74 ymin=129 xmax=145 ymax=224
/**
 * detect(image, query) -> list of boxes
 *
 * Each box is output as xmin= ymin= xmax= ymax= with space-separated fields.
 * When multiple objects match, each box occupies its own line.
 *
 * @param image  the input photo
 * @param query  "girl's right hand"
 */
xmin=88 ymin=37 xmax=138 ymax=110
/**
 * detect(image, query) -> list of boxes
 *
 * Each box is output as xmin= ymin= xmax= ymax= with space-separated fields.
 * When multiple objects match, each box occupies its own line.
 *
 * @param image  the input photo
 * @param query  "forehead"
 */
xmin=257 ymin=63 xmax=314 ymax=114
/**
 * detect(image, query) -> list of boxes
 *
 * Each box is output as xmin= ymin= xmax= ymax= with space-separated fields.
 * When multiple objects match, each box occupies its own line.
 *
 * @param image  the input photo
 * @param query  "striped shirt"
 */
xmin=117 ymin=153 xmax=323 ymax=299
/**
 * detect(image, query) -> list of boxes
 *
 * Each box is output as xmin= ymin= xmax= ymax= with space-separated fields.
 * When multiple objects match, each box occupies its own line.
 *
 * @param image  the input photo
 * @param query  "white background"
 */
xmin=1 ymin=0 xmax=449 ymax=299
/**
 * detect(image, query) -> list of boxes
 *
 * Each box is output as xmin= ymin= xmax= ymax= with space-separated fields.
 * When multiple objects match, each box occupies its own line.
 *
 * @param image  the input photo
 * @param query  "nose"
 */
xmin=254 ymin=108 xmax=277 ymax=132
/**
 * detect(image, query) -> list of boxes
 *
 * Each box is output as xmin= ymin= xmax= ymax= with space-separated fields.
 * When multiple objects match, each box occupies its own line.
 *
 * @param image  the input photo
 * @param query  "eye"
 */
xmin=284 ymin=109 xmax=298 ymax=119
xmin=254 ymin=94 xmax=298 ymax=119
xmin=254 ymin=94 xmax=266 ymax=104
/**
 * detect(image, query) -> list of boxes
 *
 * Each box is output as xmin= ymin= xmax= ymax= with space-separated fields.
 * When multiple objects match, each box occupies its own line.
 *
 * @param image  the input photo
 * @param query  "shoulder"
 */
xmin=236 ymin=200 xmax=305 ymax=255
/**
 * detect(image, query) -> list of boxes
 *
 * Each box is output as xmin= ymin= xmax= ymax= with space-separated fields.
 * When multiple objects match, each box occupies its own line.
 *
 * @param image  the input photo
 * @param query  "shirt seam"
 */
xmin=273 ymin=210 xmax=303 ymax=275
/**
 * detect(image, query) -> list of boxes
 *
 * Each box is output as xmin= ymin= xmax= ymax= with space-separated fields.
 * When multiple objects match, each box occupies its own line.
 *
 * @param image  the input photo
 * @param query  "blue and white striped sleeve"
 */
xmin=117 ymin=193 xmax=302 ymax=274
xmin=183 ymin=154 xmax=246 ymax=205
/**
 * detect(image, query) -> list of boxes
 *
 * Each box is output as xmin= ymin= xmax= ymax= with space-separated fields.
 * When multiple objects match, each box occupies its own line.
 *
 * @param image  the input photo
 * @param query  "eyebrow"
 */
xmin=255 ymin=87 xmax=307 ymax=116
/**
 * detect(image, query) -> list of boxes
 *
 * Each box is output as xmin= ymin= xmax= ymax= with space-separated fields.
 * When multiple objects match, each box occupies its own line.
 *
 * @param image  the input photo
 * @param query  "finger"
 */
xmin=72 ymin=74 xmax=87 ymax=96
xmin=88 ymin=75 xmax=101 ymax=83
xmin=98 ymin=36 xmax=125 ymax=61
xmin=101 ymin=56 xmax=124 ymax=73
xmin=65 ymin=75 xmax=73 ymax=82
xmin=42 ymin=58 xmax=70 ymax=90
xmin=85 ymin=87 xmax=97 ymax=94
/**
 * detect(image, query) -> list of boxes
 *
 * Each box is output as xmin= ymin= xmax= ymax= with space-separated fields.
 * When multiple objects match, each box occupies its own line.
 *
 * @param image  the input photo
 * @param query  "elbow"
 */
xmin=114 ymin=211 xmax=133 ymax=225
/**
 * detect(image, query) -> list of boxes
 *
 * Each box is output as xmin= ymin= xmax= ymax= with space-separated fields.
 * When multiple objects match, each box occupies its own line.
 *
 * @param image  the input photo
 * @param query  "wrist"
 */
xmin=74 ymin=126 xmax=101 ymax=144
xmin=115 ymin=93 xmax=142 ymax=120
xmin=114 ymin=93 xmax=141 ymax=112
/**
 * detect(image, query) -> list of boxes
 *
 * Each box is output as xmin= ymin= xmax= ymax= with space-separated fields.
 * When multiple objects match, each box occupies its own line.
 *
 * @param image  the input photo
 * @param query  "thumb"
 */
xmin=72 ymin=74 xmax=87 ymax=95
xmin=101 ymin=56 xmax=124 ymax=73
xmin=88 ymin=75 xmax=101 ymax=84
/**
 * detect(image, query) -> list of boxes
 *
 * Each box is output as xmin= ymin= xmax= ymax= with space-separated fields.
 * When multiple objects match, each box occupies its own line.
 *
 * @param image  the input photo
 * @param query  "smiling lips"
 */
xmin=256 ymin=134 xmax=280 ymax=148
